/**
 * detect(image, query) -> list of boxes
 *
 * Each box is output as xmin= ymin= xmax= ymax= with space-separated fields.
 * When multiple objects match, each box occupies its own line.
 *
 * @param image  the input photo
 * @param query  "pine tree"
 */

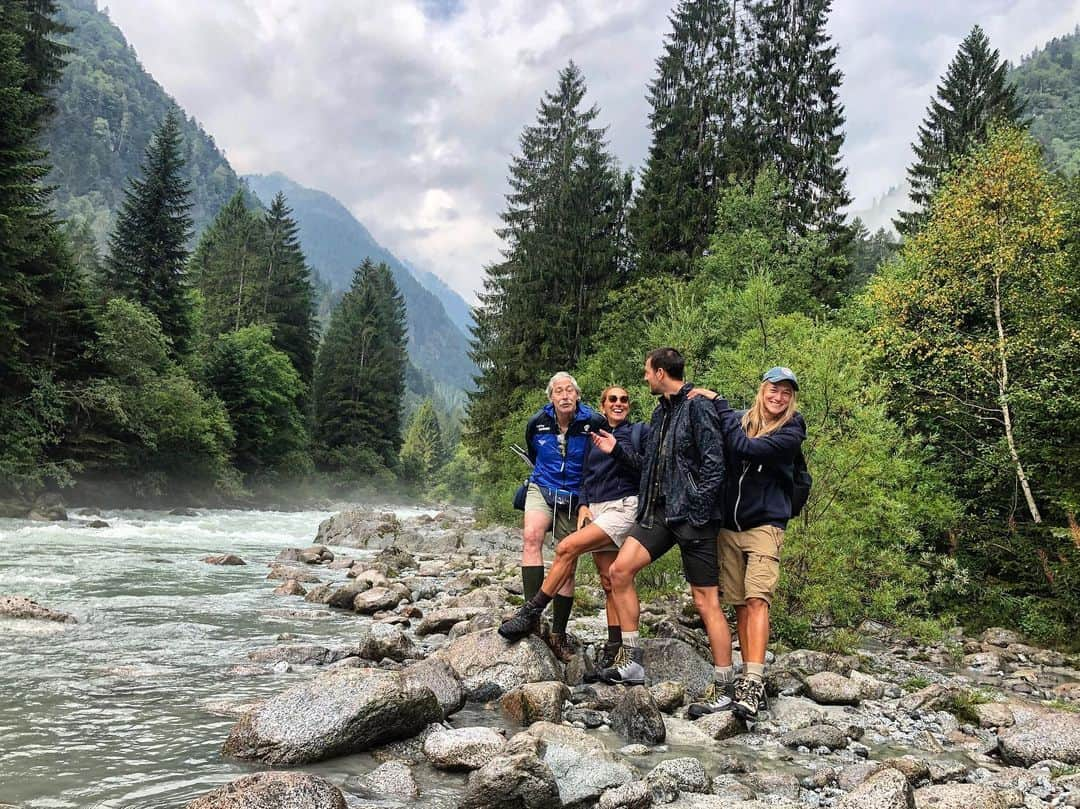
xmin=894 ymin=25 xmax=1026 ymax=236
xmin=190 ymin=190 xmax=266 ymax=339
xmin=263 ymin=192 xmax=317 ymax=389
xmin=399 ymin=399 xmax=446 ymax=483
xmin=631 ymin=0 xmax=744 ymax=279
xmin=312 ymin=259 xmax=407 ymax=475
xmin=103 ymin=110 xmax=195 ymax=355
xmin=468 ymin=62 xmax=629 ymax=459
xmin=744 ymin=0 xmax=851 ymax=257
xmin=18 ymin=0 xmax=69 ymax=125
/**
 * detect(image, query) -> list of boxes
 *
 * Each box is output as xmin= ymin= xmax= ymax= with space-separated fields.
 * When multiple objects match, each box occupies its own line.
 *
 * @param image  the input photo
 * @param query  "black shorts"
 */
xmin=630 ymin=504 xmax=720 ymax=587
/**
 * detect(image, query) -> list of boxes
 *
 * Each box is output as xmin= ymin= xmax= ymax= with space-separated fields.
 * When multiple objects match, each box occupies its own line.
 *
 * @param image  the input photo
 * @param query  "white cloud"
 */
xmin=98 ymin=0 xmax=1080 ymax=300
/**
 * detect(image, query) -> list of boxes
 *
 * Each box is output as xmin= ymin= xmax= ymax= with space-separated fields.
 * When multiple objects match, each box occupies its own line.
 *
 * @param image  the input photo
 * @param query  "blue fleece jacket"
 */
xmin=526 ymin=402 xmax=604 ymax=497
xmin=581 ymin=420 xmax=651 ymax=505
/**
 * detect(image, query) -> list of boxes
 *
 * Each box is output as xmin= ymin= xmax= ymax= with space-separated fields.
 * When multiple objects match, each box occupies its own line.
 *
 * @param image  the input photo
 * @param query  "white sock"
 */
xmin=714 ymin=665 xmax=734 ymax=684
xmin=622 ymin=631 xmax=640 ymax=648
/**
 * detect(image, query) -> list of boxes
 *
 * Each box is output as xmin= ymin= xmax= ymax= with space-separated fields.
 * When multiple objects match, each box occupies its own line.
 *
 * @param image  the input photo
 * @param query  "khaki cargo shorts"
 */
xmin=717 ymin=524 xmax=783 ymax=605
xmin=524 ymin=483 xmax=575 ymax=542
xmin=586 ymin=495 xmax=638 ymax=553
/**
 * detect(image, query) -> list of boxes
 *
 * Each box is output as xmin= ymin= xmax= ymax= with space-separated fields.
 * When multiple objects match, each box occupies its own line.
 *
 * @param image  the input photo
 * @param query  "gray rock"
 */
xmin=303 ymin=584 xmax=334 ymax=604
xmin=416 ymin=607 xmax=484 ymax=635
xmin=999 ymin=712 xmax=1080 ymax=766
xmin=642 ymin=638 xmax=714 ymax=698
xmin=805 ymin=671 xmax=861 ymax=705
xmin=356 ymin=623 xmax=416 ymax=663
xmin=272 ymin=580 xmax=306 ymax=596
xmin=169 ymin=506 xmax=198 ymax=516
xmin=402 ymin=657 xmax=465 ymax=718
xmin=743 ymin=771 xmax=801 ymax=799
xmin=849 ymin=669 xmax=887 ymax=700
xmin=973 ymin=702 xmax=1016 ymax=729
xmin=28 ymin=493 xmax=67 ymax=521
xmin=266 ymin=564 xmax=320 ymax=583
xmin=0 ymin=595 xmax=76 ymax=623
xmin=647 ymin=757 xmax=710 ymax=793
xmin=221 ymin=667 xmax=441 ymax=765
xmin=777 ymin=648 xmax=855 ymax=675
xmin=836 ymin=768 xmax=914 ymax=809
xmin=780 ymin=724 xmax=849 ymax=750
xmin=925 ymin=759 xmax=967 ymax=784
xmin=348 ymin=759 xmax=419 ymax=800
xmin=980 ymin=627 xmax=1023 ymax=647
xmin=86 ymin=519 xmax=110 ymax=528
xmin=599 ymin=780 xmax=653 ymax=809
xmin=650 ymin=681 xmax=686 ymax=713
xmin=501 ymin=681 xmax=570 ymax=726
xmin=460 ymin=749 xmax=560 ymax=809
xmin=353 ymin=585 xmax=410 ymax=614
xmin=524 ymin=723 xmax=637 ymax=808
xmin=693 ymin=711 xmax=745 ymax=741
xmin=202 ymin=554 xmax=246 ymax=566
xmin=183 ymin=771 xmax=346 ymax=809
xmin=882 ymin=757 xmax=931 ymax=786
xmin=838 ymin=763 xmax=885 ymax=792
xmin=912 ymin=784 xmax=1007 ymax=809
xmin=610 ymin=685 xmax=666 ymax=744
xmin=325 ymin=581 xmax=371 ymax=610
xmin=436 ymin=629 xmax=561 ymax=700
xmin=247 ymin=644 xmax=335 ymax=666
xmin=423 ymin=726 xmax=507 ymax=771
xmin=769 ymin=696 xmax=826 ymax=729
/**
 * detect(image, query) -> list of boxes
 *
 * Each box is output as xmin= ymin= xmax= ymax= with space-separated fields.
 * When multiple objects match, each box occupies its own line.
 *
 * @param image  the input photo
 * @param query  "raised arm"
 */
xmin=716 ymin=400 xmax=805 ymax=461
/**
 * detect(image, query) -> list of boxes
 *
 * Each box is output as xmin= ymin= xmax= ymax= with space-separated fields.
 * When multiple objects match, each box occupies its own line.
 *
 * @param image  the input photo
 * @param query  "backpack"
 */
xmin=789 ymin=448 xmax=812 ymax=517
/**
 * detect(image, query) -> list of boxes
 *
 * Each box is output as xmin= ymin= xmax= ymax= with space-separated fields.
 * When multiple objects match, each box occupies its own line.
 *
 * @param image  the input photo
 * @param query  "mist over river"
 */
xmin=0 ymin=507 xmax=442 ymax=808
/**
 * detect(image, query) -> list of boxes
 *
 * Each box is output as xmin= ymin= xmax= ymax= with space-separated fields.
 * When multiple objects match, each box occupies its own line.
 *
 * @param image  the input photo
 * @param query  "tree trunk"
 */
xmin=994 ymin=273 xmax=1041 ymax=523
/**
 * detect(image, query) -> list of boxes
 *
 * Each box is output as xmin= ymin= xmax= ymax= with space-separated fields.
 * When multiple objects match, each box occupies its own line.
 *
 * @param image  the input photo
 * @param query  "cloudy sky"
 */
xmin=101 ymin=0 xmax=1080 ymax=301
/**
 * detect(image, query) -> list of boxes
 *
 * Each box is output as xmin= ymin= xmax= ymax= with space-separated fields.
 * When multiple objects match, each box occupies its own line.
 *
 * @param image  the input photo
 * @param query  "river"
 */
xmin=0 ymin=506 xmax=443 ymax=808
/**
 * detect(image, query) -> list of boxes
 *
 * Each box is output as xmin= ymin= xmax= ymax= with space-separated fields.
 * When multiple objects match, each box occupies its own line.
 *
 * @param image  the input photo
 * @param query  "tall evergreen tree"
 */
xmin=263 ymin=192 xmax=317 ymax=389
xmin=190 ymin=190 xmax=266 ymax=339
xmin=894 ymin=25 xmax=1026 ymax=237
xmin=312 ymin=259 xmax=407 ymax=475
xmin=0 ymin=0 xmax=96 ymax=492
xmin=744 ymin=0 xmax=851 ymax=258
xmin=630 ymin=0 xmax=744 ymax=279
xmin=103 ymin=110 xmax=194 ymax=355
xmin=468 ymin=62 xmax=629 ymax=457
xmin=399 ymin=399 xmax=446 ymax=483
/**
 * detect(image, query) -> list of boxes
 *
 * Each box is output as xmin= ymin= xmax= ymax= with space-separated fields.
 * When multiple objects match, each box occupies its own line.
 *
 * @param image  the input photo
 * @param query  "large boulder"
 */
xmin=780 ymin=724 xmax=850 ymax=751
xmin=524 ymin=723 xmax=636 ymax=808
xmin=348 ymin=759 xmax=419 ymax=800
xmin=416 ymin=607 xmax=484 ymax=635
xmin=836 ymin=768 xmax=914 ymax=809
xmin=436 ymin=629 xmax=561 ymax=700
xmin=221 ymin=667 xmax=441 ymax=765
xmin=402 ymin=657 xmax=465 ymax=718
xmin=459 ymin=739 xmax=560 ymax=809
xmin=912 ymin=784 xmax=1006 ymax=809
xmin=356 ymin=623 xmax=416 ymax=663
xmin=641 ymin=638 xmax=713 ymax=698
xmin=423 ymin=726 xmax=507 ymax=771
xmin=0 ymin=595 xmax=76 ymax=623
xmin=998 ymin=711 xmax=1080 ymax=766
xmin=353 ymin=584 xmax=411 ymax=614
xmin=28 ymin=492 xmax=67 ymax=521
xmin=646 ymin=757 xmax=711 ymax=794
xmin=805 ymin=671 xmax=861 ymax=705
xmin=183 ymin=771 xmax=346 ymax=809
xmin=610 ymin=685 xmax=666 ymax=745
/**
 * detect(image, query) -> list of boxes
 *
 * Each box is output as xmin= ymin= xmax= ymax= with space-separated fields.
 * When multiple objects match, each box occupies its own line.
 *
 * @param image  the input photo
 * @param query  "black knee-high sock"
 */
xmin=521 ymin=566 xmax=545 ymax=602
xmin=552 ymin=594 xmax=574 ymax=635
xmin=529 ymin=590 xmax=553 ymax=611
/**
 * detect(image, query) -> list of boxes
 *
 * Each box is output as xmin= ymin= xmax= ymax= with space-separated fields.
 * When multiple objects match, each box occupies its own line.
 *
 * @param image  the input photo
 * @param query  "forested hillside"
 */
xmin=1011 ymin=26 xmax=1080 ymax=174
xmin=43 ymin=0 xmax=245 ymax=243
xmin=245 ymin=173 xmax=475 ymax=392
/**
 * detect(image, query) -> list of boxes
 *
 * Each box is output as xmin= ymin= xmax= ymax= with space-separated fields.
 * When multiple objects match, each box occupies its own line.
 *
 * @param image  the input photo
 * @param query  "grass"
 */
xmin=1041 ymin=699 xmax=1080 ymax=714
xmin=943 ymin=689 xmax=992 ymax=724
xmin=903 ymin=675 xmax=932 ymax=692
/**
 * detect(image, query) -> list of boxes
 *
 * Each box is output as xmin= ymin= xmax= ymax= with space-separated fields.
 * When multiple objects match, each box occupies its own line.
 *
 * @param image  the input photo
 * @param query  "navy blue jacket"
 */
xmin=581 ymin=420 xmax=651 ymax=505
xmin=637 ymin=383 xmax=726 ymax=527
xmin=715 ymin=400 xmax=806 ymax=531
xmin=526 ymin=402 xmax=605 ymax=498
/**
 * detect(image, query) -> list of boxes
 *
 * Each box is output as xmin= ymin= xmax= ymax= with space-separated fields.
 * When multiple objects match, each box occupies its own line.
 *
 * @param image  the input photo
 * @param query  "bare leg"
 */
xmin=593 ymin=550 xmax=620 ymax=631
xmin=607 ymin=538 xmax=653 ymax=633
xmin=539 ymin=523 xmax=614 ymax=597
xmin=734 ymin=605 xmax=749 ymax=660
xmin=522 ymin=510 xmax=551 ymax=567
xmin=691 ymin=585 xmax=733 ymax=667
xmin=739 ymin=598 xmax=770 ymax=664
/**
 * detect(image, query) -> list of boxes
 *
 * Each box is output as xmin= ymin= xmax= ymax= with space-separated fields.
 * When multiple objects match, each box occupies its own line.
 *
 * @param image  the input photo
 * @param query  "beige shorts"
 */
xmin=718 ymin=525 xmax=783 ymax=605
xmin=523 ymin=483 xmax=575 ymax=542
xmin=585 ymin=496 xmax=638 ymax=554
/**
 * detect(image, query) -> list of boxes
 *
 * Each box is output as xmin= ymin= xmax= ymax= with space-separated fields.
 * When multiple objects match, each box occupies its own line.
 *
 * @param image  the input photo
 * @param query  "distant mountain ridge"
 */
xmin=245 ymin=173 xmax=474 ymax=391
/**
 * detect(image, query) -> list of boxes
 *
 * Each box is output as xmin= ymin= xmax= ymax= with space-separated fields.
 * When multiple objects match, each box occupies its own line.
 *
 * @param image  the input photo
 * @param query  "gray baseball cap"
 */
xmin=762 ymin=366 xmax=799 ymax=390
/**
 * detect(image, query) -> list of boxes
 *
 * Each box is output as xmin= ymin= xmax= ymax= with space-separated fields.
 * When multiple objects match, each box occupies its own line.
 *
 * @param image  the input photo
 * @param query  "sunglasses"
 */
xmin=606 ymin=394 xmax=629 ymax=404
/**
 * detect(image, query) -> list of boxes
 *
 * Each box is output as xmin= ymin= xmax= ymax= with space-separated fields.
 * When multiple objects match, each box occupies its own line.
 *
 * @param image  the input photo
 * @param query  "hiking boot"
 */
xmin=687 ymin=680 xmax=735 ymax=719
xmin=731 ymin=677 xmax=768 ymax=719
xmin=583 ymin=641 xmax=622 ymax=683
xmin=498 ymin=602 xmax=542 ymax=642
xmin=599 ymin=644 xmax=646 ymax=686
xmin=547 ymin=632 xmax=576 ymax=663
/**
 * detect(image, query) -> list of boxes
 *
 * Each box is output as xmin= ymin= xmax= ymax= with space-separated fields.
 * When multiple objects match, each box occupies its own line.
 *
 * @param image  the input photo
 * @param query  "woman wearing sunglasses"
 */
xmin=500 ymin=386 xmax=650 ymax=674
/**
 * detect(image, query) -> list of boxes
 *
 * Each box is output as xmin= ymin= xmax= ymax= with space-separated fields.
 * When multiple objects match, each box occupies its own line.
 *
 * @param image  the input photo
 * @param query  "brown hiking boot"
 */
xmin=547 ymin=632 xmax=576 ymax=663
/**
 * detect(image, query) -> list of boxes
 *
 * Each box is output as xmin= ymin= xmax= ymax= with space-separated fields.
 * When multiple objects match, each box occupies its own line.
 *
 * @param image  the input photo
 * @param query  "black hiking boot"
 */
xmin=598 ymin=645 xmax=646 ymax=686
xmin=498 ymin=602 xmax=543 ymax=642
xmin=583 ymin=641 xmax=622 ymax=683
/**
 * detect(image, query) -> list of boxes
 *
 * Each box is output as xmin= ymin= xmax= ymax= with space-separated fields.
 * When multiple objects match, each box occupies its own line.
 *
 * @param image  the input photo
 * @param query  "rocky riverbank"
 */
xmin=8 ymin=506 xmax=1079 ymax=809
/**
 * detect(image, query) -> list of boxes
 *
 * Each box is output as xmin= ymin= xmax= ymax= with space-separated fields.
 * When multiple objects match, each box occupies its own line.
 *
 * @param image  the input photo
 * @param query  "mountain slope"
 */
xmin=245 ymin=173 xmax=474 ymax=391
xmin=403 ymin=259 xmax=474 ymax=334
xmin=45 ymin=0 xmax=246 ymax=244
xmin=1011 ymin=27 xmax=1080 ymax=174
